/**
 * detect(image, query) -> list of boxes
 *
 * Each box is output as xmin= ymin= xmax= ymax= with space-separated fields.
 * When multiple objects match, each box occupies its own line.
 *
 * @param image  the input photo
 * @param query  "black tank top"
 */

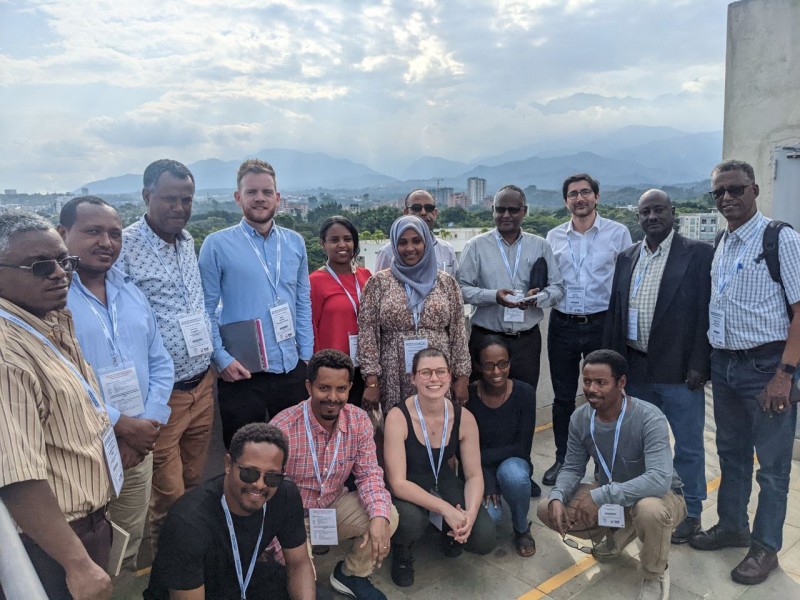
xmin=398 ymin=399 xmax=462 ymax=481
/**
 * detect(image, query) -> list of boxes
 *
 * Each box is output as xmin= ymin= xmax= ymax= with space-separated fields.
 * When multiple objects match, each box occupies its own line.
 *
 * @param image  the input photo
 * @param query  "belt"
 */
xmin=717 ymin=341 xmax=785 ymax=359
xmin=552 ymin=309 xmax=607 ymax=325
xmin=472 ymin=324 xmax=539 ymax=339
xmin=173 ymin=368 xmax=209 ymax=391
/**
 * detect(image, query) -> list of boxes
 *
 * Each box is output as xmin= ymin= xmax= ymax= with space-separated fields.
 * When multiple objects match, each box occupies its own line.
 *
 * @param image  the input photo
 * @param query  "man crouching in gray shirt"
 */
xmin=537 ymin=349 xmax=686 ymax=600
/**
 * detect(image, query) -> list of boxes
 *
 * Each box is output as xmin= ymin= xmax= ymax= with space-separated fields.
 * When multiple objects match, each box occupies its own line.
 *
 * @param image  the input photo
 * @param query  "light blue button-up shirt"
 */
xmin=198 ymin=219 xmax=313 ymax=373
xmin=68 ymin=267 xmax=174 ymax=426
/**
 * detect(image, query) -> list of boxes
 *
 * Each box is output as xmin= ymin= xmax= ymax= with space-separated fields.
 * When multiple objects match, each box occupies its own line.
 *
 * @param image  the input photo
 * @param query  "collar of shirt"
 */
xmin=139 ymin=214 xmax=188 ymax=247
xmin=72 ymin=266 xmax=131 ymax=304
xmin=239 ymin=217 xmax=278 ymax=240
xmin=643 ymin=229 xmax=675 ymax=258
xmin=725 ymin=210 xmax=764 ymax=245
xmin=303 ymin=398 xmax=349 ymax=437
xmin=566 ymin=213 xmax=603 ymax=236
xmin=494 ymin=227 xmax=524 ymax=247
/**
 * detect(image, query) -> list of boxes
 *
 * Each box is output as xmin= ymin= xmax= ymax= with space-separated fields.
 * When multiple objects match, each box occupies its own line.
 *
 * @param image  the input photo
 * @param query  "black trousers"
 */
xmin=218 ymin=361 xmax=308 ymax=448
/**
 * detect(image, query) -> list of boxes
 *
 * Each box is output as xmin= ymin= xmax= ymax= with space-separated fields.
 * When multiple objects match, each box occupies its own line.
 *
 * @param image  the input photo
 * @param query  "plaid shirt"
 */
xmin=271 ymin=399 xmax=392 ymax=520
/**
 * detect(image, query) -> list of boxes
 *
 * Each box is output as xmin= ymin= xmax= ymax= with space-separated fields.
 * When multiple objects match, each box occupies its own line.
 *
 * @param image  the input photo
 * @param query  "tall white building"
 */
xmin=467 ymin=177 xmax=486 ymax=207
xmin=676 ymin=212 xmax=721 ymax=243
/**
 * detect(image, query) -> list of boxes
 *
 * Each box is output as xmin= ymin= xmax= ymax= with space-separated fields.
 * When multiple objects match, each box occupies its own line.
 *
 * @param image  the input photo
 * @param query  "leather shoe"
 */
xmin=671 ymin=516 xmax=701 ymax=545
xmin=542 ymin=460 xmax=563 ymax=486
xmin=731 ymin=545 xmax=779 ymax=585
xmin=530 ymin=478 xmax=542 ymax=498
xmin=689 ymin=523 xmax=750 ymax=551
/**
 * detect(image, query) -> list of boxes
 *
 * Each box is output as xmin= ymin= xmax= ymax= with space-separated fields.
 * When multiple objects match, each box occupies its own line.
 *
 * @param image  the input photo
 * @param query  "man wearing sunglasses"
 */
xmin=542 ymin=173 xmax=632 ymax=489
xmin=374 ymin=189 xmax=458 ymax=274
xmin=59 ymin=196 xmax=175 ymax=577
xmin=147 ymin=423 xmax=316 ymax=600
xmin=0 ymin=212 xmax=113 ymax=600
xmin=689 ymin=160 xmax=800 ymax=586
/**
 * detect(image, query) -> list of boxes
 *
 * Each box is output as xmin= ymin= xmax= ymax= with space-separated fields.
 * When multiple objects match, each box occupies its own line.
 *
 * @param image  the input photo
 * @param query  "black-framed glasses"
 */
xmin=493 ymin=205 xmax=523 ymax=215
xmin=479 ymin=359 xmax=510 ymax=373
xmin=235 ymin=463 xmax=286 ymax=487
xmin=0 ymin=256 xmax=79 ymax=277
xmin=409 ymin=203 xmax=436 ymax=213
xmin=562 ymin=533 xmax=594 ymax=554
xmin=709 ymin=184 xmax=753 ymax=200
xmin=566 ymin=188 xmax=595 ymax=200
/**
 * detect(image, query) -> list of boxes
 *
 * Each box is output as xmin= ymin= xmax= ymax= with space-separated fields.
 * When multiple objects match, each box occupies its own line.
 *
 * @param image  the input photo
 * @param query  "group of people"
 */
xmin=0 ymin=156 xmax=797 ymax=600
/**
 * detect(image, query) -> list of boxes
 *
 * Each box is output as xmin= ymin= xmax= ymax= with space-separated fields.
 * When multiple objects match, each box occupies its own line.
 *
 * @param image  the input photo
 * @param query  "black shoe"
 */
xmin=330 ymin=561 xmax=387 ymax=599
xmin=671 ymin=516 xmax=701 ymax=545
xmin=442 ymin=533 xmax=463 ymax=558
xmin=731 ymin=544 xmax=779 ymax=585
xmin=530 ymin=478 xmax=542 ymax=498
xmin=390 ymin=543 xmax=414 ymax=587
xmin=689 ymin=523 xmax=750 ymax=551
xmin=542 ymin=460 xmax=563 ymax=486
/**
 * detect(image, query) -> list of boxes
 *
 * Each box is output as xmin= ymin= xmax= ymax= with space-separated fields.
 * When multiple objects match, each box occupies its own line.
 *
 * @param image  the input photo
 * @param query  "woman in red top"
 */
xmin=309 ymin=216 xmax=372 ymax=405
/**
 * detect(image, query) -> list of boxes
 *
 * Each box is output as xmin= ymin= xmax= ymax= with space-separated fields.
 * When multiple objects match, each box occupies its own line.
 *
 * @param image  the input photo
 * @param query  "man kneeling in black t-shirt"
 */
xmin=146 ymin=423 xmax=316 ymax=600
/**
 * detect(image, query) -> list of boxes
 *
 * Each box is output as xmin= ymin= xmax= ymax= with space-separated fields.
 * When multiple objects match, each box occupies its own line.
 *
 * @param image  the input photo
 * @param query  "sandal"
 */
xmin=514 ymin=525 xmax=537 ymax=558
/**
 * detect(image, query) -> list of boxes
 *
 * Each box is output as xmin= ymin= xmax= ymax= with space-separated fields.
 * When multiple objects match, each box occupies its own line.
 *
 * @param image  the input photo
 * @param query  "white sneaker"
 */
xmin=638 ymin=567 xmax=669 ymax=600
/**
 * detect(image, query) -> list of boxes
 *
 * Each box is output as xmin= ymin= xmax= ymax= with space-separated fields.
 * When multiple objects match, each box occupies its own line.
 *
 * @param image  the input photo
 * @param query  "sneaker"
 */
xmin=330 ymin=561 xmax=387 ymax=600
xmin=390 ymin=543 xmax=414 ymax=587
xmin=442 ymin=533 xmax=463 ymax=558
xmin=731 ymin=544 xmax=779 ymax=585
xmin=670 ymin=516 xmax=701 ymax=545
xmin=592 ymin=527 xmax=637 ymax=562
xmin=530 ymin=478 xmax=542 ymax=498
xmin=542 ymin=460 xmax=563 ymax=486
xmin=689 ymin=523 xmax=750 ymax=551
xmin=638 ymin=568 xmax=670 ymax=600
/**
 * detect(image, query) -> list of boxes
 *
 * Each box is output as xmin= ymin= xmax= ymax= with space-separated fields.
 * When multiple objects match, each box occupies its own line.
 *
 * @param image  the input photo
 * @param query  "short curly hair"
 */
xmin=228 ymin=423 xmax=288 ymax=467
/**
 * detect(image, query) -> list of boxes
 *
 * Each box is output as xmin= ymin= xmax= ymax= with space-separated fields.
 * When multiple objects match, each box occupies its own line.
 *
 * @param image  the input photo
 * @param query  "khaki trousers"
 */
xmin=109 ymin=452 xmax=153 ymax=572
xmin=149 ymin=369 xmax=215 ymax=554
xmin=537 ymin=483 xmax=686 ymax=577
xmin=304 ymin=491 xmax=399 ymax=578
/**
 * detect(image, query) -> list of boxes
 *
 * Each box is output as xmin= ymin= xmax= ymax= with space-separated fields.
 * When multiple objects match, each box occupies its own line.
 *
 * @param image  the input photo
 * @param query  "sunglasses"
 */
xmin=562 ymin=534 xmax=594 ymax=554
xmin=0 ymin=256 xmax=80 ymax=277
xmin=709 ymin=184 xmax=752 ymax=200
xmin=493 ymin=205 xmax=523 ymax=215
xmin=409 ymin=203 xmax=436 ymax=213
xmin=236 ymin=463 xmax=286 ymax=487
xmin=479 ymin=359 xmax=510 ymax=373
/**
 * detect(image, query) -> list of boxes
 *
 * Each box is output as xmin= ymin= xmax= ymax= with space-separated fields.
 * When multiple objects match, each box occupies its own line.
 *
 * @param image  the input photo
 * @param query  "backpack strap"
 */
xmin=754 ymin=220 xmax=793 ymax=318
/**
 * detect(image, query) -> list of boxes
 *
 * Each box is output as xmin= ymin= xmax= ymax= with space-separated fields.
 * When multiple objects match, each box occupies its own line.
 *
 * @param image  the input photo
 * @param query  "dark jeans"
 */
xmin=470 ymin=325 xmax=541 ymax=396
xmin=547 ymin=311 xmax=605 ymax=461
xmin=218 ymin=361 xmax=307 ymax=447
xmin=0 ymin=509 xmax=111 ymax=600
xmin=711 ymin=347 xmax=797 ymax=551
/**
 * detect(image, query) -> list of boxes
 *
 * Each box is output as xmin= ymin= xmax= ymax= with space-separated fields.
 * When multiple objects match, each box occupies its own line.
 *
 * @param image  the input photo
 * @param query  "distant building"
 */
xmin=81 ymin=187 xmax=89 ymax=195
xmin=449 ymin=192 xmax=469 ymax=209
xmin=429 ymin=187 xmax=453 ymax=207
xmin=279 ymin=202 xmax=309 ymax=219
xmin=467 ymin=177 xmax=486 ymax=207
xmin=676 ymin=212 xmax=721 ymax=243
xmin=3 ymin=189 xmax=16 ymax=195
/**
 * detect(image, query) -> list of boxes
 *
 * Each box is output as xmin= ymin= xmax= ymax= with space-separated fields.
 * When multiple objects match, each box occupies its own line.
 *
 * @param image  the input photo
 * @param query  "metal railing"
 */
xmin=0 ymin=499 xmax=47 ymax=600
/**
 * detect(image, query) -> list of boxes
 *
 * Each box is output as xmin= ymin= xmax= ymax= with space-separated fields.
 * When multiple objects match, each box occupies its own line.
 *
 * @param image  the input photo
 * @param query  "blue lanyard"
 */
xmin=0 ymin=309 xmax=105 ymax=414
xmin=413 ymin=395 xmax=449 ymax=491
xmin=302 ymin=401 xmax=342 ymax=493
xmin=589 ymin=397 xmax=627 ymax=483
xmin=631 ymin=243 xmax=658 ymax=300
xmin=142 ymin=231 xmax=193 ymax=306
xmin=75 ymin=282 xmax=124 ymax=365
xmin=716 ymin=229 xmax=758 ymax=297
xmin=324 ymin=265 xmax=361 ymax=318
xmin=221 ymin=495 xmax=266 ymax=600
xmin=494 ymin=231 xmax=522 ymax=287
xmin=404 ymin=284 xmax=422 ymax=330
xmin=567 ymin=229 xmax=599 ymax=285
xmin=240 ymin=224 xmax=282 ymax=297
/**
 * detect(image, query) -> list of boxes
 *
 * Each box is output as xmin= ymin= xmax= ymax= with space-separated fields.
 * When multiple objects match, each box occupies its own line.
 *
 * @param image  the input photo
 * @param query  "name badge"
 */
xmin=179 ymin=313 xmax=213 ymax=357
xmin=269 ymin=301 xmax=296 ymax=342
xmin=503 ymin=290 xmax=526 ymax=323
xmin=404 ymin=338 xmax=429 ymax=374
xmin=98 ymin=363 xmax=145 ymax=417
xmin=627 ymin=308 xmax=639 ymax=341
xmin=709 ymin=307 xmax=726 ymax=347
xmin=309 ymin=508 xmax=339 ymax=546
xmin=566 ymin=286 xmax=586 ymax=314
xmin=102 ymin=425 xmax=124 ymax=497
xmin=428 ymin=487 xmax=444 ymax=530
xmin=348 ymin=333 xmax=360 ymax=367
xmin=598 ymin=503 xmax=625 ymax=528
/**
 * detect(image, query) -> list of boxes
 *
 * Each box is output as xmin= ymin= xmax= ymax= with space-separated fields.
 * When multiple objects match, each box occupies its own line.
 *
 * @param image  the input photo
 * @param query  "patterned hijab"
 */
xmin=389 ymin=215 xmax=438 ymax=314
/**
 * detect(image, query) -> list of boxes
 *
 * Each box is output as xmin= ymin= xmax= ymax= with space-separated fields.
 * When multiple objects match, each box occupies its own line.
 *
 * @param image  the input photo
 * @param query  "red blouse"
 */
xmin=310 ymin=267 xmax=372 ymax=354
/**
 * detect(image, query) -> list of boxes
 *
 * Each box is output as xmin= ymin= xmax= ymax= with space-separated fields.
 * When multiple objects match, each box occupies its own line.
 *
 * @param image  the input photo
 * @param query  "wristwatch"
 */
xmin=779 ymin=363 xmax=797 ymax=375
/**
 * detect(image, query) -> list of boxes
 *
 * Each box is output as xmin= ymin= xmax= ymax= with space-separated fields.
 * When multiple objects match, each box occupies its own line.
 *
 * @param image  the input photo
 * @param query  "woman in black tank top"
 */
xmin=383 ymin=347 xmax=496 ymax=588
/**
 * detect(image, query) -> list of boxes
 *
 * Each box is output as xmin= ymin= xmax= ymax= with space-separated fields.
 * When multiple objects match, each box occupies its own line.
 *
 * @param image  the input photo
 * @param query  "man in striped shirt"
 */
xmin=690 ymin=160 xmax=800 ymax=586
xmin=0 ymin=212 xmax=112 ymax=600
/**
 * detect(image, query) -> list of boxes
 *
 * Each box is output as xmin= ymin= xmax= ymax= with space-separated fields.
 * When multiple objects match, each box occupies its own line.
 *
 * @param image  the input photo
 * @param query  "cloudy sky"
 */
xmin=1 ymin=0 xmax=730 ymax=192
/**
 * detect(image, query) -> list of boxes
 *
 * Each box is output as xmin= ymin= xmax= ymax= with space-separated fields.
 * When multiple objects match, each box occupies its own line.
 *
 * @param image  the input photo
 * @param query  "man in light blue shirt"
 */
xmin=59 ymin=196 xmax=174 ymax=574
xmin=198 ymin=158 xmax=313 ymax=447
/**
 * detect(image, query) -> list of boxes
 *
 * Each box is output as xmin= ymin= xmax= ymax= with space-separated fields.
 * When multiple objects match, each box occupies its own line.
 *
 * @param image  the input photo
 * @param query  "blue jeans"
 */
xmin=711 ymin=348 xmax=797 ymax=552
xmin=484 ymin=457 xmax=531 ymax=533
xmin=625 ymin=381 xmax=706 ymax=518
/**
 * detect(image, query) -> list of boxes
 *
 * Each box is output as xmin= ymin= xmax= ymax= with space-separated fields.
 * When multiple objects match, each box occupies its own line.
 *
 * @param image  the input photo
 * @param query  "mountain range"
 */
xmin=78 ymin=126 xmax=722 ymax=195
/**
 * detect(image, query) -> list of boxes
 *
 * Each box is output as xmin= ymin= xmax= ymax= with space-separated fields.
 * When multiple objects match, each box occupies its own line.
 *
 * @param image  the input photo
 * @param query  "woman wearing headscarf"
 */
xmin=358 ymin=215 xmax=471 ymax=411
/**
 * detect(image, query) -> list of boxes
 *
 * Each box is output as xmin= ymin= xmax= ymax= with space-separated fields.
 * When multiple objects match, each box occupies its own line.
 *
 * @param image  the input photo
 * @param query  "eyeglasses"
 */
xmin=235 ymin=463 xmax=286 ymax=487
xmin=493 ymin=206 xmax=524 ymax=215
xmin=415 ymin=368 xmax=450 ymax=379
xmin=562 ymin=534 xmax=594 ymax=554
xmin=0 ymin=256 xmax=80 ymax=277
xmin=479 ymin=359 xmax=510 ymax=372
xmin=709 ymin=184 xmax=753 ymax=200
xmin=566 ymin=188 xmax=594 ymax=200
xmin=409 ymin=203 xmax=436 ymax=213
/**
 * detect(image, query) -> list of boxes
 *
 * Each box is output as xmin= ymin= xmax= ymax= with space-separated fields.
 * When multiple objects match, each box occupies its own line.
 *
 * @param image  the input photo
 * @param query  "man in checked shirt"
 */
xmin=271 ymin=349 xmax=399 ymax=600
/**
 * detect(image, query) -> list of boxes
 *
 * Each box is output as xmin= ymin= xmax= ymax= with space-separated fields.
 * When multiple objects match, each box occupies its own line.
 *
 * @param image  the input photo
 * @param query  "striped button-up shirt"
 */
xmin=0 ymin=298 xmax=110 ymax=521
xmin=710 ymin=212 xmax=800 ymax=350
xmin=271 ymin=400 xmax=392 ymax=520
